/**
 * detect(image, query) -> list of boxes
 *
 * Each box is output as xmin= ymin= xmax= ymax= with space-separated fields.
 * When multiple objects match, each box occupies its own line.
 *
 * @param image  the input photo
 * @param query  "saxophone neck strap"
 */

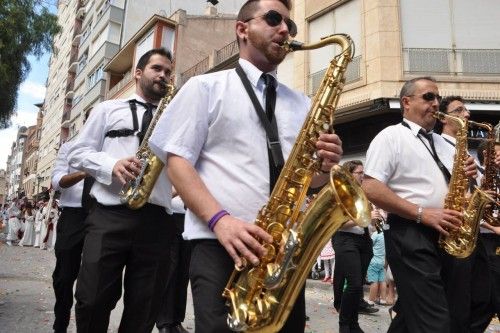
xmin=401 ymin=121 xmax=451 ymax=184
xmin=235 ymin=64 xmax=284 ymax=171
xmin=104 ymin=100 xmax=140 ymax=138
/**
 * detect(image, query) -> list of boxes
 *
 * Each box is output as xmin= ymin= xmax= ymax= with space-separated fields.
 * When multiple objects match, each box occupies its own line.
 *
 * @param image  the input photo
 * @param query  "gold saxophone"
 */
xmin=481 ymin=121 xmax=499 ymax=226
xmin=119 ymin=84 xmax=176 ymax=209
xmin=434 ymin=112 xmax=494 ymax=258
xmin=223 ymin=34 xmax=371 ymax=332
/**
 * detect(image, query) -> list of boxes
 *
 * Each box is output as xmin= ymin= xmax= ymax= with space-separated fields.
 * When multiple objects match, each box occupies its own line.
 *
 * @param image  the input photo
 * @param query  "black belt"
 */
xmin=61 ymin=207 xmax=84 ymax=212
xmin=96 ymin=202 xmax=164 ymax=212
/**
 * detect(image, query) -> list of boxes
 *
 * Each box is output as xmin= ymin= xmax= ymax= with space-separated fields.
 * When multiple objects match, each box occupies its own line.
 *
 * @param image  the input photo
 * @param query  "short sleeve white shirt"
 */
xmin=149 ymin=59 xmax=310 ymax=240
xmin=364 ymin=119 xmax=455 ymax=208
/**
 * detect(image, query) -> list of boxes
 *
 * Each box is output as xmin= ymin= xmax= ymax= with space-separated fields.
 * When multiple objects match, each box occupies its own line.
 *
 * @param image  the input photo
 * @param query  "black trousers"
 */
xmin=332 ymin=231 xmax=372 ymax=332
xmin=74 ymin=203 xmax=174 ymax=333
xmin=156 ymin=213 xmax=191 ymax=329
xmin=385 ymin=214 xmax=450 ymax=333
xmin=189 ymin=239 xmax=306 ymax=333
xmin=52 ymin=207 xmax=88 ymax=332
xmin=481 ymin=233 xmax=500 ymax=318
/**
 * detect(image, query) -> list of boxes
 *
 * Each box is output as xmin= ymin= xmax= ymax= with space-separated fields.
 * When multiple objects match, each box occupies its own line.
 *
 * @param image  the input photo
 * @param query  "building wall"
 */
xmin=37 ymin=0 xmax=79 ymax=190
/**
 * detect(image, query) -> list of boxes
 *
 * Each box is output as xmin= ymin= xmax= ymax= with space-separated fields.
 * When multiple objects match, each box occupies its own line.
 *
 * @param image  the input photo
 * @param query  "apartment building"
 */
xmin=0 ymin=170 xmax=6 ymax=207
xmin=36 ymin=0 xmax=81 ymax=193
xmin=6 ymin=127 xmax=28 ymax=200
xmin=21 ymin=109 xmax=44 ymax=200
xmin=182 ymin=0 xmax=500 ymax=161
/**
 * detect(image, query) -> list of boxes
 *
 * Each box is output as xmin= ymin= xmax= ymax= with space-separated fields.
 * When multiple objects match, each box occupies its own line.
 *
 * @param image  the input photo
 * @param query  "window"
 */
xmin=87 ymin=64 xmax=104 ymax=89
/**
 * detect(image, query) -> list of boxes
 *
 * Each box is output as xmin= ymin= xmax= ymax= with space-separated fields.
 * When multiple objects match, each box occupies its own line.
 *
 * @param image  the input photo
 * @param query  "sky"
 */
xmin=0 ymin=54 xmax=50 ymax=170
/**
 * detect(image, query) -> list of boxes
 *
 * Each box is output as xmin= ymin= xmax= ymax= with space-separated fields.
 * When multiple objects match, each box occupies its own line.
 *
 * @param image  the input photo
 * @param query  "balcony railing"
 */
xmin=215 ymin=40 xmax=238 ymax=66
xmin=107 ymin=70 xmax=133 ymax=98
xmin=403 ymin=48 xmax=500 ymax=76
xmin=308 ymin=55 xmax=362 ymax=96
xmin=179 ymin=57 xmax=210 ymax=86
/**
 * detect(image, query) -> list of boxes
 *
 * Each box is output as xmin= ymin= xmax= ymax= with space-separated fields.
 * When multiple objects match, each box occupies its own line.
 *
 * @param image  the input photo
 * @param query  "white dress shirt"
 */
xmin=51 ymin=141 xmax=84 ymax=208
xmin=365 ymin=119 xmax=455 ymax=209
xmin=68 ymin=93 xmax=172 ymax=211
xmin=149 ymin=58 xmax=310 ymax=240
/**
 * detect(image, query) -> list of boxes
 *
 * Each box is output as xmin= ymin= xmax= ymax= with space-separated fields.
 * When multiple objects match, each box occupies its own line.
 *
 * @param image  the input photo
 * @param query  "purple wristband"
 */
xmin=208 ymin=210 xmax=229 ymax=232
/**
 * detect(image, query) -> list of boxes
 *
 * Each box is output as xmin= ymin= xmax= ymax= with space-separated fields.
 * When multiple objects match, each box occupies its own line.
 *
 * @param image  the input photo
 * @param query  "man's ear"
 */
xmin=236 ymin=21 xmax=248 ymax=42
xmin=134 ymin=68 xmax=142 ymax=81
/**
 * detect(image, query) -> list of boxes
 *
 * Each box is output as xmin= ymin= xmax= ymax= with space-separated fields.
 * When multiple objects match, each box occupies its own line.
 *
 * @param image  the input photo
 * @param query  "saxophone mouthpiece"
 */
xmin=282 ymin=40 xmax=304 ymax=52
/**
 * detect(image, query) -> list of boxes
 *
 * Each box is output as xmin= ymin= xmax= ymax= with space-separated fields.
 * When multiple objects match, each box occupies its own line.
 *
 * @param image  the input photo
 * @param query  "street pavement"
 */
xmin=1 ymin=239 xmax=499 ymax=332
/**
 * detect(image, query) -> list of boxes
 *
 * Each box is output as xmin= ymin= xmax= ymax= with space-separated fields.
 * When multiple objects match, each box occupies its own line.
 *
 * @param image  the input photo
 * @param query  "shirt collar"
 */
xmin=402 ymin=118 xmax=434 ymax=137
xmin=238 ymin=58 xmax=279 ymax=91
xmin=441 ymin=133 xmax=456 ymax=145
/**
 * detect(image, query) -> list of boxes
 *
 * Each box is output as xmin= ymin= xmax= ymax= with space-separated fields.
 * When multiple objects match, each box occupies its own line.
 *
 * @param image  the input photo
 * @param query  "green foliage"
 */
xmin=0 ymin=0 xmax=61 ymax=129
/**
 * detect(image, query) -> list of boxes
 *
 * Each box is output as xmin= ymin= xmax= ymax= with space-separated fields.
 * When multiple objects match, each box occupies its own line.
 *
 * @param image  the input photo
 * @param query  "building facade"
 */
xmin=6 ymin=127 xmax=28 ymax=200
xmin=181 ymin=0 xmax=500 ymax=162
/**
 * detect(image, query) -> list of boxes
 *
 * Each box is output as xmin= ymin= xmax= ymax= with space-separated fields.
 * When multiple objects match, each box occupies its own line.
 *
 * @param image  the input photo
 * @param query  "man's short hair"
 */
xmin=343 ymin=160 xmax=363 ymax=174
xmin=237 ymin=0 xmax=292 ymax=22
xmin=439 ymin=95 xmax=464 ymax=113
xmin=399 ymin=76 xmax=437 ymax=112
xmin=136 ymin=48 xmax=172 ymax=71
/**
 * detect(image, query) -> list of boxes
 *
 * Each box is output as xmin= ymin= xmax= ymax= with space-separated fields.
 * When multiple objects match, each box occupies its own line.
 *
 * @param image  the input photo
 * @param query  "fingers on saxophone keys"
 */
xmin=233 ymin=239 xmax=260 ymax=267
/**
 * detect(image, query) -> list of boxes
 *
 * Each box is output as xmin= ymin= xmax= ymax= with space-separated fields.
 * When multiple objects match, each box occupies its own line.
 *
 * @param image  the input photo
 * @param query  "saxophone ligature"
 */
xmin=223 ymin=34 xmax=371 ymax=332
xmin=119 ymin=84 xmax=176 ymax=209
xmin=433 ymin=112 xmax=494 ymax=258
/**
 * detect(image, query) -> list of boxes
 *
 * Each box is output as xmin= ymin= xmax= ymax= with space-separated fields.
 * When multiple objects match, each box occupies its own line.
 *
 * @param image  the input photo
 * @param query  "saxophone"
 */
xmin=481 ymin=121 xmax=499 ymax=226
xmin=434 ymin=112 xmax=494 ymax=258
xmin=119 ymin=84 xmax=176 ymax=209
xmin=223 ymin=34 xmax=371 ymax=332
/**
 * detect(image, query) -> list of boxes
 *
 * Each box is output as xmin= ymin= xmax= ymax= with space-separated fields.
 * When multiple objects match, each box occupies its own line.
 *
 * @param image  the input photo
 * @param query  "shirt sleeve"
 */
xmin=51 ymin=143 xmax=70 ymax=191
xmin=364 ymin=128 xmax=396 ymax=184
xmin=149 ymin=77 xmax=209 ymax=166
xmin=67 ymin=103 xmax=118 ymax=185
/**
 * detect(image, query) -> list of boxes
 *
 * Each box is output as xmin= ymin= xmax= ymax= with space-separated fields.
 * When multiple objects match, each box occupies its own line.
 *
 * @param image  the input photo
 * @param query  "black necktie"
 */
xmin=261 ymin=74 xmax=280 ymax=191
xmin=419 ymin=129 xmax=438 ymax=157
xmin=81 ymin=176 xmax=95 ymax=213
xmin=134 ymin=101 xmax=155 ymax=144
xmin=262 ymin=74 xmax=277 ymax=122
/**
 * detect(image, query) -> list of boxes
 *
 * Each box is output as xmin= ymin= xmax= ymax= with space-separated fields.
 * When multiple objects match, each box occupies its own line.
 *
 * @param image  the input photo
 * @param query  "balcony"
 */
xmin=61 ymin=111 xmax=71 ymax=128
xmin=215 ymin=40 xmax=238 ymax=66
xmin=107 ymin=70 xmax=133 ymax=99
xmin=403 ymin=48 xmax=500 ymax=76
xmin=69 ymin=61 xmax=78 ymax=73
xmin=308 ymin=55 xmax=362 ymax=96
xmin=179 ymin=57 xmax=210 ymax=86
xmin=76 ymin=6 xmax=86 ymax=20
xmin=72 ymin=33 xmax=82 ymax=46
xmin=94 ymin=4 xmax=124 ymax=41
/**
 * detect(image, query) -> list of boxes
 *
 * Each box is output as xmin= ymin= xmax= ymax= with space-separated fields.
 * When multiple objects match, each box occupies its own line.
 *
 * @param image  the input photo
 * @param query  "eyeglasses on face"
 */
xmin=449 ymin=106 xmax=469 ymax=114
xmin=244 ymin=10 xmax=297 ymax=37
xmin=408 ymin=92 xmax=442 ymax=103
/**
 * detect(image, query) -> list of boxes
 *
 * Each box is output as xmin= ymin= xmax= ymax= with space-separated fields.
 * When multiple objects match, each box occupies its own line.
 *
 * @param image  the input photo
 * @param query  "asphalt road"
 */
xmin=1 ymin=238 xmax=498 ymax=333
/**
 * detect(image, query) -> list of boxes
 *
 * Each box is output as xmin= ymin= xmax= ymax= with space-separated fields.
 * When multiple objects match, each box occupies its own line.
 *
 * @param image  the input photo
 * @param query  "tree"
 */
xmin=0 ymin=0 xmax=60 ymax=129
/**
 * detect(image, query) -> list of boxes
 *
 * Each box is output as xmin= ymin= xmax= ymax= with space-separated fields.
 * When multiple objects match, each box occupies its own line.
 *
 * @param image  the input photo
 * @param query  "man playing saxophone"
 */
xmin=149 ymin=1 xmax=343 ymax=332
xmin=437 ymin=95 xmax=494 ymax=333
xmin=362 ymin=77 xmax=477 ymax=333
xmin=68 ymin=48 xmax=176 ymax=332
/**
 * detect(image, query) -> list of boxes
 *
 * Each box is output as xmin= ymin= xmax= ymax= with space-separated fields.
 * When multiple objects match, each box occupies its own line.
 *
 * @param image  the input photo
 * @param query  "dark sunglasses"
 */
xmin=409 ymin=92 xmax=442 ymax=103
xmin=244 ymin=10 xmax=297 ymax=37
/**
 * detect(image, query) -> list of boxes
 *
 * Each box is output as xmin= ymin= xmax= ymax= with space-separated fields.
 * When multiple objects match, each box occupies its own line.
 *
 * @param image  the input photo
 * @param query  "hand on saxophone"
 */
xmin=113 ymin=156 xmax=142 ymax=185
xmin=420 ymin=208 xmax=462 ymax=236
xmin=213 ymin=215 xmax=273 ymax=268
xmin=463 ymin=155 xmax=478 ymax=179
xmin=315 ymin=133 xmax=343 ymax=171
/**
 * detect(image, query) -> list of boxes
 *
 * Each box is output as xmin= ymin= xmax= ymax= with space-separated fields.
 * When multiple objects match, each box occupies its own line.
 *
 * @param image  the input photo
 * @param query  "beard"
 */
xmin=248 ymin=30 xmax=287 ymax=66
xmin=139 ymin=76 xmax=167 ymax=102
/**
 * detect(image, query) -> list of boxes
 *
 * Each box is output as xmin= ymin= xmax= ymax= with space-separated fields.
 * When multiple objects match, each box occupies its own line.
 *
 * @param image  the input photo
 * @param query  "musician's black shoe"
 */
xmin=170 ymin=324 xmax=189 ymax=333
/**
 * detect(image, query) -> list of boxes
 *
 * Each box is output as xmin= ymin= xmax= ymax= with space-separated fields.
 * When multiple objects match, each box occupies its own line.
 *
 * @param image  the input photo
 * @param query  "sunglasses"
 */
xmin=409 ymin=92 xmax=442 ymax=103
xmin=244 ymin=10 xmax=297 ymax=37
